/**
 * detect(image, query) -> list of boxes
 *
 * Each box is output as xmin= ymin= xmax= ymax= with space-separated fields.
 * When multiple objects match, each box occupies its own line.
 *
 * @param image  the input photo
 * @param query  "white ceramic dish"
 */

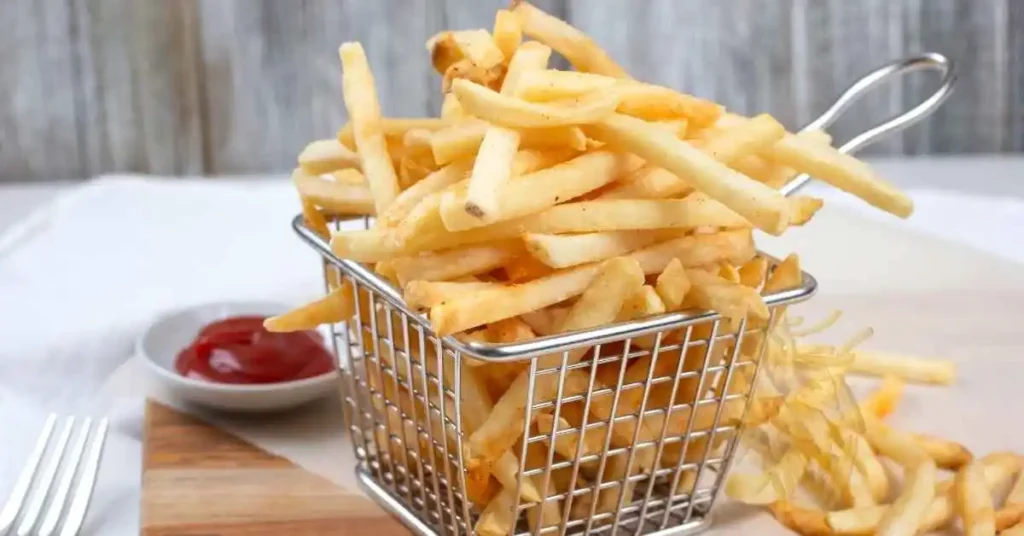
xmin=138 ymin=301 xmax=339 ymax=412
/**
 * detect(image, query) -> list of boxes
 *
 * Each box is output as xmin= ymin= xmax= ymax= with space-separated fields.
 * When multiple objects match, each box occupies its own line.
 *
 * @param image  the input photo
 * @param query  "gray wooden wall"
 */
xmin=1 ymin=0 xmax=1020 ymax=182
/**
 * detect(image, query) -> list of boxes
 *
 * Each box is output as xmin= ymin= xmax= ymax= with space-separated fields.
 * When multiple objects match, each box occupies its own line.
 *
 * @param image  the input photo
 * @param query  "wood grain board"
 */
xmin=141 ymin=401 xmax=407 ymax=536
xmin=1 ymin=0 xmax=1021 ymax=181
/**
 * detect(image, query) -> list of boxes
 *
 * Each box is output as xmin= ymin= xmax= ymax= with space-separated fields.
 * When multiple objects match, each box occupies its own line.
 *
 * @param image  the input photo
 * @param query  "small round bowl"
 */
xmin=138 ymin=301 xmax=339 ymax=413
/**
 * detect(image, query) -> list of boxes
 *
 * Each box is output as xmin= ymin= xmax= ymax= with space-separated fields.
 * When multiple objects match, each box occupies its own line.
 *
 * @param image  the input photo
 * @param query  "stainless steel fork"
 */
xmin=0 ymin=415 xmax=109 ymax=536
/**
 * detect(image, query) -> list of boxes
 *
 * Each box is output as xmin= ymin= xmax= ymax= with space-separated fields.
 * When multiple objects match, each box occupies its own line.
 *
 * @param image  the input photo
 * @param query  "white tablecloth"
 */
xmin=1 ymin=162 xmax=1023 ymax=534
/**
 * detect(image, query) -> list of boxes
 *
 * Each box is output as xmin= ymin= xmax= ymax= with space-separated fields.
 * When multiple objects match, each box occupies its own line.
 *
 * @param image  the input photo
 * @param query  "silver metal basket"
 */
xmin=293 ymin=53 xmax=955 ymax=536
xmin=296 ymin=216 xmax=815 ymax=536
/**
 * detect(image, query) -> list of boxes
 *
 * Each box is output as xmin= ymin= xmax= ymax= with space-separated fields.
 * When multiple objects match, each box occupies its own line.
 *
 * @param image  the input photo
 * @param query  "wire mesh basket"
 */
xmin=293 ymin=216 xmax=816 ymax=536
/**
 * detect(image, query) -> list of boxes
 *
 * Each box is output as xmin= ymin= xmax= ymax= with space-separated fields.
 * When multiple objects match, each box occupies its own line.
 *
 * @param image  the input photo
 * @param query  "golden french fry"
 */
xmin=768 ymin=502 xmax=831 ymax=536
xmin=699 ymin=114 xmax=786 ymax=163
xmin=430 ymin=119 xmax=585 ymax=165
xmin=519 ymin=305 xmax=570 ymax=336
xmin=492 ymin=9 xmax=522 ymax=61
xmin=826 ymin=452 xmax=1021 ymax=535
xmin=763 ymin=253 xmax=802 ymax=293
xmin=403 ymin=280 xmax=502 ymax=310
xmin=586 ymin=113 xmax=790 ymax=235
xmin=862 ymin=417 xmax=937 ymax=535
xmin=997 ymin=470 xmax=1024 ymax=532
xmin=379 ymin=160 xmax=472 ymax=228
xmin=655 ymin=258 xmax=691 ymax=311
xmin=465 ymin=42 xmax=551 ymax=221
xmin=426 ymin=31 xmax=462 ymax=74
xmin=443 ymin=58 xmax=504 ymax=93
xmin=614 ymin=285 xmax=666 ymax=349
xmin=957 ymin=460 xmax=996 ymax=536
xmin=475 ymin=487 xmax=516 ymax=536
xmin=330 ymin=228 xmax=407 ymax=263
xmin=338 ymin=117 xmax=453 ymax=149
xmin=450 ymin=29 xmax=505 ymax=70
xmin=511 ymin=1 xmax=630 ymax=78
xmin=339 ymin=43 xmax=400 ymax=213
xmin=769 ymin=132 xmax=913 ymax=218
xmin=298 ymin=139 xmax=361 ymax=175
xmin=612 ymin=83 xmax=723 ymax=127
xmin=391 ymin=242 xmax=520 ymax=287
xmin=300 ymin=198 xmax=330 ymax=239
xmin=452 ymin=78 xmax=620 ymax=129
xmin=502 ymin=253 xmax=555 ymax=282
xmin=738 ymin=256 xmax=768 ymax=289
xmin=910 ymin=432 xmax=973 ymax=471
xmin=293 ymin=168 xmax=375 ymax=215
xmin=846 ymin=349 xmax=956 ymax=385
xmin=264 ymin=282 xmax=354 ymax=332
xmin=535 ymin=414 xmax=607 ymax=463
xmin=441 ymin=91 xmax=465 ymax=119
xmin=464 ymin=257 xmax=643 ymax=464
xmin=686 ymin=268 xmax=769 ymax=322
xmin=788 ymin=196 xmax=824 ymax=226
xmin=431 ymin=230 xmax=752 ymax=334
xmin=523 ymin=230 xmax=665 ymax=269
xmin=439 ymin=151 xmax=643 ymax=232
xmin=860 ymin=374 xmax=905 ymax=420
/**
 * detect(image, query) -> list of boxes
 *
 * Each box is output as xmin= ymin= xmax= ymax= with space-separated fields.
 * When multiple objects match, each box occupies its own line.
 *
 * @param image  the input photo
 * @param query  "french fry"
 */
xmin=957 ymin=460 xmax=996 ymax=536
xmin=516 ymin=69 xmax=619 ymax=102
xmin=763 ymin=253 xmax=802 ymax=293
xmin=404 ymin=280 xmax=502 ymax=310
xmin=859 ymin=374 xmax=905 ymax=420
xmin=863 ymin=417 xmax=936 ymax=535
xmin=612 ymin=83 xmax=723 ymax=127
xmin=440 ymin=91 xmax=464 ymax=119
xmin=519 ymin=306 xmax=570 ymax=336
xmin=298 ymin=139 xmax=361 ymax=175
xmin=378 ymin=159 xmax=472 ymax=227
xmin=586 ymin=113 xmax=790 ymax=235
xmin=523 ymin=230 xmax=665 ymax=269
xmin=768 ymin=132 xmax=913 ymax=218
xmin=426 ymin=31 xmax=462 ymax=74
xmin=330 ymin=228 xmax=407 ymax=263
xmin=464 ymin=257 xmax=643 ymax=464
xmin=826 ymin=452 xmax=1021 ymax=535
xmin=339 ymin=43 xmax=400 ymax=213
xmin=264 ymin=282 xmax=354 ymax=332
xmin=700 ymin=114 xmax=786 ymax=163
xmin=452 ymin=78 xmax=621 ymax=129
xmin=475 ymin=487 xmax=517 ymax=536
xmin=685 ymin=268 xmax=769 ymax=322
xmin=738 ymin=256 xmax=768 ymax=289
xmin=464 ymin=42 xmax=551 ymax=221
xmin=910 ymin=432 xmax=973 ymax=471
xmin=615 ymin=285 xmax=667 ymax=349
xmin=391 ymin=242 xmax=519 ymax=287
xmin=450 ymin=29 xmax=504 ymax=70
xmin=293 ymin=168 xmax=375 ymax=215
xmin=439 ymin=151 xmax=644 ymax=232
xmin=846 ymin=349 xmax=957 ymax=385
xmin=535 ymin=414 xmax=607 ymax=465
xmin=431 ymin=230 xmax=752 ymax=334
xmin=788 ymin=196 xmax=824 ymax=226
xmin=492 ymin=9 xmax=522 ymax=61
xmin=997 ymin=470 xmax=1024 ymax=531
xmin=768 ymin=502 xmax=832 ymax=536
xmin=510 ymin=1 xmax=630 ymax=78
xmin=430 ymin=119 xmax=585 ymax=165
xmin=655 ymin=258 xmax=691 ymax=310
xmin=299 ymin=198 xmax=330 ymax=239
xmin=337 ymin=117 xmax=453 ymax=149
xmin=503 ymin=253 xmax=554 ymax=282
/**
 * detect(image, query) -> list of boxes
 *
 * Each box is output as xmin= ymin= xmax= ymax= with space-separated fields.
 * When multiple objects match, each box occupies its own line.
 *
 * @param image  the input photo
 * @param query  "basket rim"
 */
xmin=292 ymin=214 xmax=817 ymax=362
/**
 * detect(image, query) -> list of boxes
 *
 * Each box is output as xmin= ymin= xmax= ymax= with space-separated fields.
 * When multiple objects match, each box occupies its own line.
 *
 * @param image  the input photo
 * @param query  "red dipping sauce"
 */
xmin=175 ymin=316 xmax=333 ymax=384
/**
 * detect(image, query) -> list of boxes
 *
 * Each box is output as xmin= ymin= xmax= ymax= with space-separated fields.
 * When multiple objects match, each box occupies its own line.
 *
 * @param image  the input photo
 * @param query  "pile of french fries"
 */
xmin=728 ymin=318 xmax=1024 ymax=536
xmin=262 ymin=2 xmax=1017 ymax=535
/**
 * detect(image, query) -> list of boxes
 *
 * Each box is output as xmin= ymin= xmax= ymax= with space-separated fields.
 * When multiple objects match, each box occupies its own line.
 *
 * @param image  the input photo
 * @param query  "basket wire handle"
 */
xmin=780 ymin=52 xmax=957 ymax=197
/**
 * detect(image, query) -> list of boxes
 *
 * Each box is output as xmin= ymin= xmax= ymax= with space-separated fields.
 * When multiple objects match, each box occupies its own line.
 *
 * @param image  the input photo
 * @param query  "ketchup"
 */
xmin=175 ymin=316 xmax=333 ymax=384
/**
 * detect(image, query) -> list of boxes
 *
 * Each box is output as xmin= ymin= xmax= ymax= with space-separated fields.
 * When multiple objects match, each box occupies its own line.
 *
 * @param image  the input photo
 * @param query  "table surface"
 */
xmin=2 ymin=158 xmax=1023 ymax=535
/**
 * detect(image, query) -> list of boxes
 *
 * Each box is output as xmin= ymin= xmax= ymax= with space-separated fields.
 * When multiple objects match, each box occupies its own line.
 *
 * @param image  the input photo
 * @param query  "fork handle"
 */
xmin=780 ymin=52 xmax=957 ymax=197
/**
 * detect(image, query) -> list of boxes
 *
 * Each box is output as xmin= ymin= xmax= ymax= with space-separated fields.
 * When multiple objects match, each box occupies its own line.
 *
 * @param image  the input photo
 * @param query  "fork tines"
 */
xmin=0 ymin=414 xmax=109 ymax=536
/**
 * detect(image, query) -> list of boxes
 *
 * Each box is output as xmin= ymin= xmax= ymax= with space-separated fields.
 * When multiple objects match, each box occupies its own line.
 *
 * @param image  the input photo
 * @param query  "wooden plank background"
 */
xmin=0 ymin=0 xmax=1018 ymax=182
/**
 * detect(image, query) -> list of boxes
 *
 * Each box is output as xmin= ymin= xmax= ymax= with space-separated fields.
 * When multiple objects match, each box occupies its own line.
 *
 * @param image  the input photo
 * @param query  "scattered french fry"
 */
xmin=391 ymin=242 xmax=519 ymax=287
xmin=404 ymin=280 xmax=502 ymax=310
xmin=524 ymin=231 xmax=665 ymax=269
xmin=957 ymin=460 xmax=997 ymax=536
xmin=510 ymin=1 xmax=630 ymax=78
xmin=452 ymin=78 xmax=620 ymax=129
xmin=293 ymin=168 xmax=375 ymax=215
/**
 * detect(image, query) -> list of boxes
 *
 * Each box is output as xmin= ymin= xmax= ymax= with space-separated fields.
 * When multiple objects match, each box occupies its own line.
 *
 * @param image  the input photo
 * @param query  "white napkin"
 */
xmin=1 ymin=174 xmax=1023 ymax=534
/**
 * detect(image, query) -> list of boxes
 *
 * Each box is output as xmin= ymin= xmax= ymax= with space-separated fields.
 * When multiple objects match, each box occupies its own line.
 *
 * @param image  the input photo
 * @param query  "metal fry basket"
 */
xmin=296 ymin=217 xmax=813 ymax=536
xmin=292 ymin=53 xmax=955 ymax=536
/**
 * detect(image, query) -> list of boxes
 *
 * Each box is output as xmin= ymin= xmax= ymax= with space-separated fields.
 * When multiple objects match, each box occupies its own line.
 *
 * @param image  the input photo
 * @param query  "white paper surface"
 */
xmin=2 ymin=174 xmax=1024 ymax=535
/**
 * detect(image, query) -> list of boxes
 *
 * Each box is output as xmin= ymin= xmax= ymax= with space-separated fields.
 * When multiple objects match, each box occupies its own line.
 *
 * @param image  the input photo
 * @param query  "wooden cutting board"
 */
xmin=141 ymin=401 xmax=408 ymax=535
